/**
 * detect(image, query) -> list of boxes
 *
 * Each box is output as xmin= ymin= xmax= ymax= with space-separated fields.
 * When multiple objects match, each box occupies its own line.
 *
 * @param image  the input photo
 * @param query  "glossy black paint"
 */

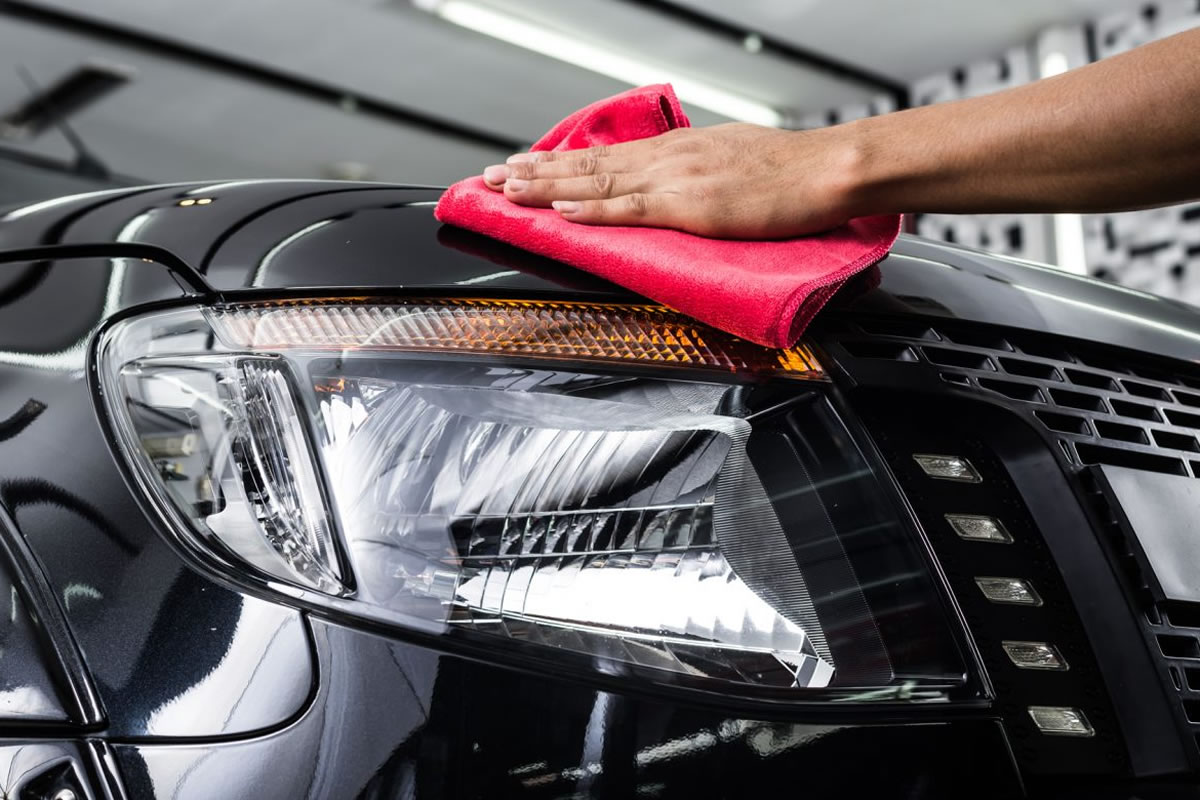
xmin=113 ymin=618 xmax=1021 ymax=800
xmin=0 ymin=352 xmax=314 ymax=741
xmin=1 ymin=180 xmax=1198 ymax=797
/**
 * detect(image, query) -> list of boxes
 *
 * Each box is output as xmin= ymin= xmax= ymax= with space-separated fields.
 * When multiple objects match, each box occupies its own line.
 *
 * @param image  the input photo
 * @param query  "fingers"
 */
xmin=509 ymin=153 xmax=626 ymax=181
xmin=551 ymin=193 xmax=675 ymax=228
xmin=484 ymin=154 xmax=630 ymax=190
xmin=507 ymin=145 xmax=613 ymax=164
xmin=482 ymin=138 xmax=662 ymax=190
xmin=509 ymin=141 xmax=637 ymax=166
xmin=477 ymin=132 xmax=689 ymax=229
xmin=482 ymin=164 xmax=510 ymax=188
xmin=501 ymin=171 xmax=653 ymax=207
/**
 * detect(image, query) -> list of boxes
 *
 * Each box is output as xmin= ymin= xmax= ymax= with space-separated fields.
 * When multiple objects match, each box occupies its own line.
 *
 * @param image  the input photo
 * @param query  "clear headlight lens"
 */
xmin=96 ymin=300 xmax=963 ymax=697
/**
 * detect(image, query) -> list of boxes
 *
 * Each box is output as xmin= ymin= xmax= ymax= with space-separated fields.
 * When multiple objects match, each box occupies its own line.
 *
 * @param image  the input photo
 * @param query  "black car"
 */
xmin=1 ymin=179 xmax=1199 ymax=799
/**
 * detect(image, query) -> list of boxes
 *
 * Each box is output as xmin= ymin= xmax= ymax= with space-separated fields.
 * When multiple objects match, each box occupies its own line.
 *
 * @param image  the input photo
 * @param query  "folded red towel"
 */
xmin=435 ymin=84 xmax=899 ymax=348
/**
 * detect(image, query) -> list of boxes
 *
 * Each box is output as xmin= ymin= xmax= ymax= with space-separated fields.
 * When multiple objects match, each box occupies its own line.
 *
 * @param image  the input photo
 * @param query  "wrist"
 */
xmin=780 ymin=119 xmax=894 ymax=222
xmin=833 ymin=111 xmax=943 ymax=219
xmin=838 ymin=115 xmax=896 ymax=218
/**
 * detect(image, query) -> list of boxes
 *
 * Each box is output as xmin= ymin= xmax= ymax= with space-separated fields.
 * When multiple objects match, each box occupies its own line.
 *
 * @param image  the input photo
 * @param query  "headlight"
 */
xmin=95 ymin=298 xmax=964 ymax=699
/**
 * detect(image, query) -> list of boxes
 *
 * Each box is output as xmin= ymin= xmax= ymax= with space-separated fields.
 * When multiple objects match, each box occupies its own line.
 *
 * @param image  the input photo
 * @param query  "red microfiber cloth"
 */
xmin=435 ymin=84 xmax=899 ymax=348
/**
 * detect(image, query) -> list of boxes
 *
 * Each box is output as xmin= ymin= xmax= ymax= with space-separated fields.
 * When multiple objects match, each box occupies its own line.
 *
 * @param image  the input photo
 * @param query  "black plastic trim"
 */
xmin=818 ymin=312 xmax=1194 ymax=778
xmin=0 ymin=242 xmax=217 ymax=299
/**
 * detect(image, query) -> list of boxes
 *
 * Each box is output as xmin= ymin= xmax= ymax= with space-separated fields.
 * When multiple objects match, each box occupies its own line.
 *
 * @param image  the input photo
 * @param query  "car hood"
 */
xmin=1 ymin=179 xmax=1199 ymax=366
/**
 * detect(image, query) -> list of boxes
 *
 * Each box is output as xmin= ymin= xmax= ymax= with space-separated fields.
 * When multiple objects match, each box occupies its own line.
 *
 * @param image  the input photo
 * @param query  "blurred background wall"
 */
xmin=891 ymin=1 xmax=1200 ymax=302
xmin=0 ymin=0 xmax=1195 ymax=298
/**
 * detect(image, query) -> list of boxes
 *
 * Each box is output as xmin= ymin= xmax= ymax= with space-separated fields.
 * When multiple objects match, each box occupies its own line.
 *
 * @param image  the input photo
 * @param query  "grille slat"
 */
xmin=1000 ymin=357 xmax=1061 ymax=381
xmin=1110 ymin=399 xmax=1161 ymax=422
xmin=834 ymin=320 xmax=1200 ymax=480
xmin=1065 ymin=369 xmax=1118 ymax=391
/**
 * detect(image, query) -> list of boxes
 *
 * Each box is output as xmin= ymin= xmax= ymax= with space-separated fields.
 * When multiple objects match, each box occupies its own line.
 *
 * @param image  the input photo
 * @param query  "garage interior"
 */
xmin=0 ymin=0 xmax=1197 ymax=299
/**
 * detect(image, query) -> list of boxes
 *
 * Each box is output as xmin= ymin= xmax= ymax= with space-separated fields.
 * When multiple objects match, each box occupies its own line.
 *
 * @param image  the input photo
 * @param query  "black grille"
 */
xmin=832 ymin=317 xmax=1200 ymax=479
xmin=824 ymin=315 xmax=1200 ymax=771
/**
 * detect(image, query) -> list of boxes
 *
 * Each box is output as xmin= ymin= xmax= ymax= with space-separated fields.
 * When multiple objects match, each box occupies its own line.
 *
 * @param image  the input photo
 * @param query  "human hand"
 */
xmin=481 ymin=122 xmax=866 ymax=239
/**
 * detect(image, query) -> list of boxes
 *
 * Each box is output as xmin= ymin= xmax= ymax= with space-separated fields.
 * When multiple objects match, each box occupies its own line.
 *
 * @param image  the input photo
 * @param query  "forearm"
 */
xmin=843 ymin=28 xmax=1200 ymax=217
xmin=482 ymin=33 xmax=1199 ymax=238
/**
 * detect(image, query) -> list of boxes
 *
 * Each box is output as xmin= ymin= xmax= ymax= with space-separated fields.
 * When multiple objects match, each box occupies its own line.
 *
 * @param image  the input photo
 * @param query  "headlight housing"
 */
xmin=95 ymin=298 xmax=965 ymax=700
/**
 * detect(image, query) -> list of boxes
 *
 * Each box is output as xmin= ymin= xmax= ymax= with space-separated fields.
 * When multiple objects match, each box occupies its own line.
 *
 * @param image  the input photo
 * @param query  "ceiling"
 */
xmin=0 ymin=0 xmax=1144 ymax=203
xmin=674 ymin=0 xmax=1138 ymax=80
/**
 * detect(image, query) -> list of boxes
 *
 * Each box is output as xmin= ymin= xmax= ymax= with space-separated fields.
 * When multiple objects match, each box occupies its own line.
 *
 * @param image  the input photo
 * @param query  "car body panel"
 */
xmin=111 ymin=618 xmax=1021 ymax=800
xmin=2 ymin=180 xmax=1198 ymax=797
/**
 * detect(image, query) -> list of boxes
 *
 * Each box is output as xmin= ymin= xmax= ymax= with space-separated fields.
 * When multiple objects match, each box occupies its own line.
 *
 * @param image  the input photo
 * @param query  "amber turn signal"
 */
xmin=209 ymin=298 xmax=826 ymax=378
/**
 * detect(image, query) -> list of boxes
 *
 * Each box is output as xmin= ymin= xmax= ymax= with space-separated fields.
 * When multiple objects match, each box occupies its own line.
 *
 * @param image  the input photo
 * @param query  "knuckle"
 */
xmin=573 ymin=154 xmax=600 ymax=176
xmin=509 ymin=161 xmax=538 ymax=179
xmin=661 ymin=131 xmax=698 ymax=154
xmin=590 ymin=172 xmax=615 ymax=197
xmin=626 ymin=192 xmax=651 ymax=217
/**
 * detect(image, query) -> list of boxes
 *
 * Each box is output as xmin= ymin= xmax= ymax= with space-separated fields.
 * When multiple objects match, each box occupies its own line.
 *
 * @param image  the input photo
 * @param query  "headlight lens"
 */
xmin=97 ymin=299 xmax=964 ymax=698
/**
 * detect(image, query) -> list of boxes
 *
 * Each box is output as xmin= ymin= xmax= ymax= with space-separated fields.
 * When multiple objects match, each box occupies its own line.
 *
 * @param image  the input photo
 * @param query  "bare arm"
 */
xmin=855 ymin=27 xmax=1200 ymax=216
xmin=481 ymin=28 xmax=1200 ymax=238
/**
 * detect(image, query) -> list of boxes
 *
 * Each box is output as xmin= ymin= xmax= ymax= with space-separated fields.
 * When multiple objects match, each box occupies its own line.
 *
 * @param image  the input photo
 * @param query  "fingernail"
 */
xmin=553 ymin=201 xmax=581 ymax=215
xmin=506 ymin=178 xmax=529 ymax=192
xmin=507 ymin=152 xmax=539 ymax=163
xmin=483 ymin=164 xmax=509 ymax=184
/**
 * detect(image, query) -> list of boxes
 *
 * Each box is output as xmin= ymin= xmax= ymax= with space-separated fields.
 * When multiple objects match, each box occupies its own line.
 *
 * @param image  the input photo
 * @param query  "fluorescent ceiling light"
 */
xmin=428 ymin=0 xmax=784 ymax=127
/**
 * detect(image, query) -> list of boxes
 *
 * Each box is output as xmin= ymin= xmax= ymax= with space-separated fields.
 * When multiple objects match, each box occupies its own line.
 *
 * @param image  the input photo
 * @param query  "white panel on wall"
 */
xmin=915 ymin=213 xmax=1049 ymax=263
xmin=1094 ymin=0 xmax=1199 ymax=58
xmin=1083 ymin=205 xmax=1200 ymax=299
xmin=910 ymin=45 xmax=1033 ymax=106
xmin=1082 ymin=2 xmax=1200 ymax=302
